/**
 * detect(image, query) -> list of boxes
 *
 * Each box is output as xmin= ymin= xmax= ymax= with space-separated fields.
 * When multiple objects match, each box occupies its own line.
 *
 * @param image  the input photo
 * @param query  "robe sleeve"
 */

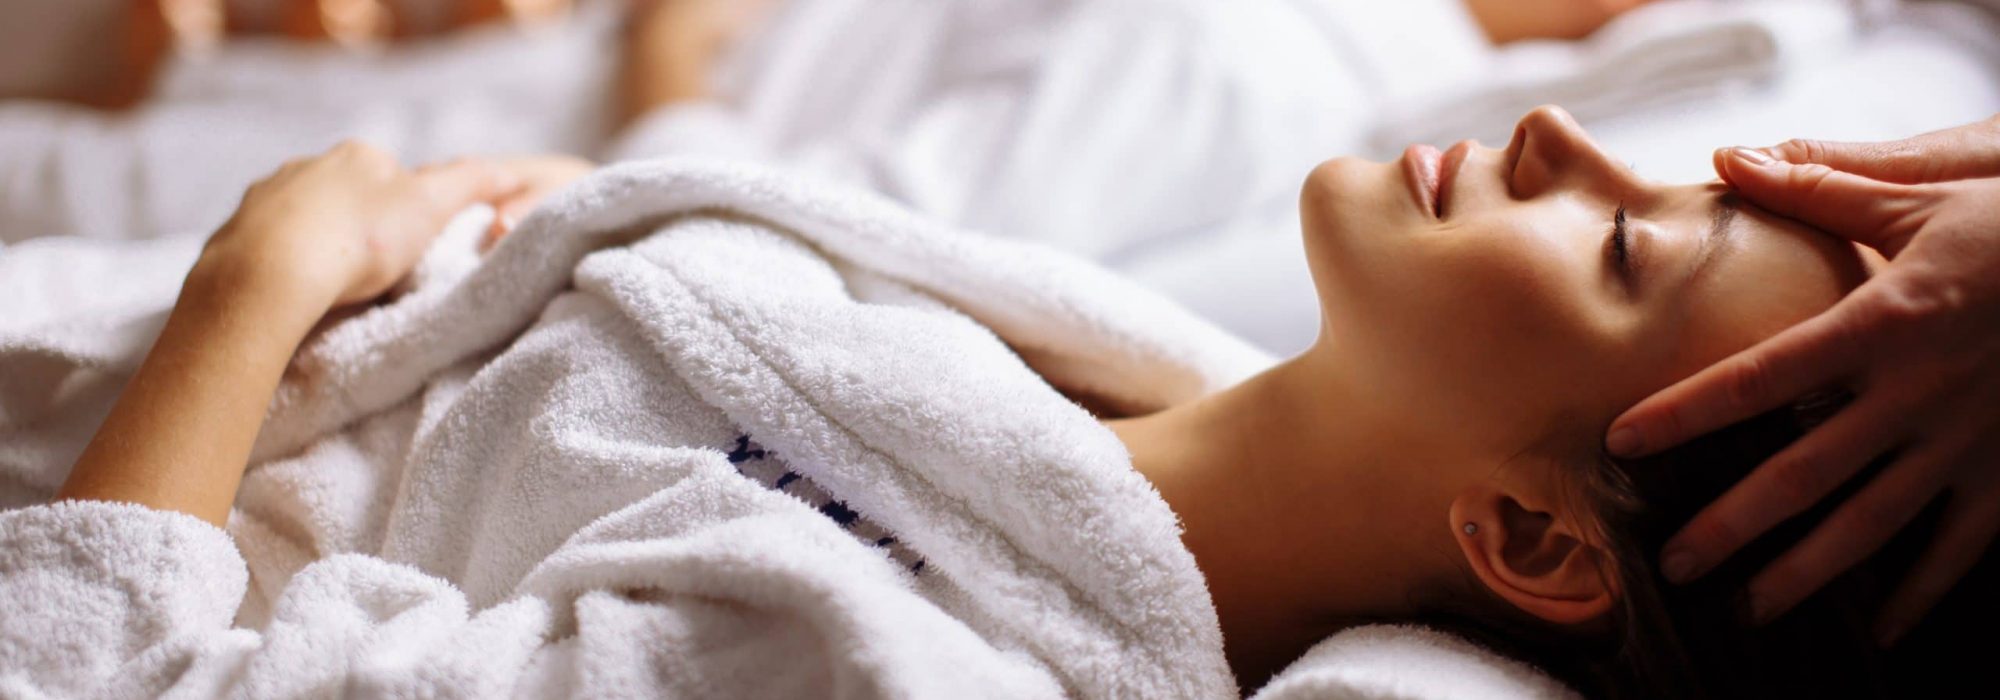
xmin=0 ymin=501 xmax=249 ymax=697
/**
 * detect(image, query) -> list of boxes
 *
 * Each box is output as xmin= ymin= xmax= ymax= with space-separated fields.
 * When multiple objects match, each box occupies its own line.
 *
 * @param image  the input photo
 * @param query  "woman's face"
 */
xmin=1299 ymin=106 xmax=1869 ymax=457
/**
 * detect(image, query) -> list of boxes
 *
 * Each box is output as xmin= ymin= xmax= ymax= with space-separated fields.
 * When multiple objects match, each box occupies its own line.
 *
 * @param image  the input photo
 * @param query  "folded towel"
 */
xmin=1 ymin=159 xmax=1281 ymax=697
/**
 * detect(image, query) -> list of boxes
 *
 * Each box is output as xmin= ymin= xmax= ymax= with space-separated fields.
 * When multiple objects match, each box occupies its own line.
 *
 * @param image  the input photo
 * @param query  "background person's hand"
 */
xmin=202 ymin=140 xmax=518 ymax=311
xmin=1605 ymin=115 xmax=2000 ymax=647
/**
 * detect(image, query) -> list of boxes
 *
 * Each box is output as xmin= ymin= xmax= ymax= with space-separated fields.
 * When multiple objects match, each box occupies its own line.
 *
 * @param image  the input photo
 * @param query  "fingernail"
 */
xmin=1660 ymin=549 xmax=1696 ymax=583
xmin=1729 ymin=146 xmax=1774 ymax=167
xmin=1607 ymin=426 xmax=1644 ymax=457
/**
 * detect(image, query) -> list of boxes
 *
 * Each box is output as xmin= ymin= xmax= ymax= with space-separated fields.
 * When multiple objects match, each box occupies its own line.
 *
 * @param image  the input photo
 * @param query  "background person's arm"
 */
xmin=1606 ymin=116 xmax=2000 ymax=647
xmin=616 ymin=0 xmax=772 ymax=128
xmin=58 ymin=142 xmax=513 ymax=525
xmin=1459 ymin=0 xmax=1652 ymax=44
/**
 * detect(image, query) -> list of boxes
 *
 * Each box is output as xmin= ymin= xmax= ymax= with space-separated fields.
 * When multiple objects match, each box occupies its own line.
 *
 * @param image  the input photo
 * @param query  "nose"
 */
xmin=1505 ymin=105 xmax=1645 ymax=201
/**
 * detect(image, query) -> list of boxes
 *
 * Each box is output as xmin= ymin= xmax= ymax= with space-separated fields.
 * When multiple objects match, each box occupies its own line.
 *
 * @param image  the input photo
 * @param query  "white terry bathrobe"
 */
xmin=0 ymin=161 xmax=1280 ymax=698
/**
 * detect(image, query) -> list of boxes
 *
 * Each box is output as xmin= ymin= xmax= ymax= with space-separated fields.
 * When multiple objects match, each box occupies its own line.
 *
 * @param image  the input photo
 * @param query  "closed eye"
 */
xmin=1607 ymin=203 xmax=1632 ymax=278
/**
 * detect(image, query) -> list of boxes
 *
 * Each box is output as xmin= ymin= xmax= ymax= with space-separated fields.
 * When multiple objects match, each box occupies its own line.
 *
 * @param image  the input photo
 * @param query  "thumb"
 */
xmin=1714 ymin=147 xmax=1933 ymax=255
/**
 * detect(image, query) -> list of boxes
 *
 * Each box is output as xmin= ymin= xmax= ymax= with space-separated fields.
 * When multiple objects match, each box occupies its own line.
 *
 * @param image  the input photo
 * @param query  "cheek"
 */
xmin=1319 ymin=219 xmax=1617 ymax=441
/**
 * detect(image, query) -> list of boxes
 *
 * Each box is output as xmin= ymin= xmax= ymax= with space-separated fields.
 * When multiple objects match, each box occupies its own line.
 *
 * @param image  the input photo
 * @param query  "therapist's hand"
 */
xmin=1605 ymin=115 xmax=2000 ymax=647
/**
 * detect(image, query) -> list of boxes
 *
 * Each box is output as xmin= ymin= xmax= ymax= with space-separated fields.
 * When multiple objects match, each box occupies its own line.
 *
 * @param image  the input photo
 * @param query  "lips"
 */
xmin=1401 ymin=144 xmax=1442 ymax=217
xmin=1436 ymin=141 xmax=1473 ymax=218
xmin=1402 ymin=141 xmax=1475 ymax=218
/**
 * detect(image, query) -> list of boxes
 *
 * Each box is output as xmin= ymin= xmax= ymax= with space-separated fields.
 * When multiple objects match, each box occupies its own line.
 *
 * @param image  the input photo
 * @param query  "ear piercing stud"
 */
xmin=1463 ymin=523 xmax=1479 ymax=535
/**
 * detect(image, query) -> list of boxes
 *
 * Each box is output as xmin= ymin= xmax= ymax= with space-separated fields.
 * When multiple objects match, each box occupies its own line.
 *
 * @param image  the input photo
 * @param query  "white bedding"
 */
xmin=1586 ymin=0 xmax=2000 ymax=183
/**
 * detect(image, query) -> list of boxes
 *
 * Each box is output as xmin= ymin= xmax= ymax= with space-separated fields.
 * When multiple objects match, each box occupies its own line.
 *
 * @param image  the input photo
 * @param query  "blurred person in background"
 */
xmin=0 ymin=0 xmax=1661 ymax=261
xmin=3 ymin=0 xmax=573 ymax=110
xmin=7 ymin=0 xmax=1652 ymax=112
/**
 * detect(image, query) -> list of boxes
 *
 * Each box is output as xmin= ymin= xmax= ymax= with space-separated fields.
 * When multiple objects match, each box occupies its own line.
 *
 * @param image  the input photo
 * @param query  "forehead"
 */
xmin=1646 ymin=185 xmax=1864 ymax=385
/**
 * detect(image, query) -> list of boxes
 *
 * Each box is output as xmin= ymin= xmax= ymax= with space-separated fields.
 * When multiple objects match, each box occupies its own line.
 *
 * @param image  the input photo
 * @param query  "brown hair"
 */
xmin=1416 ymin=393 xmax=1947 ymax=699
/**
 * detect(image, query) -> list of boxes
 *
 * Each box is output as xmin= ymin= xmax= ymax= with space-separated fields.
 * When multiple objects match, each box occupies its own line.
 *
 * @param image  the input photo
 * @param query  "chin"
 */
xmin=1298 ymin=154 xmax=1405 ymax=271
xmin=1294 ymin=159 xmax=1370 ymax=341
xmin=1300 ymin=156 xmax=1376 ymax=209
xmin=1299 ymin=157 xmax=1370 ymax=241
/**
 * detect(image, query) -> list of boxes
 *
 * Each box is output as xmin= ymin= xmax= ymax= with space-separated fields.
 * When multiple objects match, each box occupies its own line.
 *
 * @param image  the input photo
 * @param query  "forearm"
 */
xmin=618 ymin=29 xmax=711 ymax=127
xmin=57 ymin=138 xmax=505 ymax=526
xmin=57 ymin=250 xmax=330 ymax=526
xmin=616 ymin=0 xmax=770 ymax=128
xmin=1459 ymin=0 xmax=1647 ymax=43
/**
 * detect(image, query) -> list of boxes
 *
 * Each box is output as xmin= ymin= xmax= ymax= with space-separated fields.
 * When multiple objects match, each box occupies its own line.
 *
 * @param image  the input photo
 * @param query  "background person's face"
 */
xmin=1298 ymin=106 xmax=1870 ymax=458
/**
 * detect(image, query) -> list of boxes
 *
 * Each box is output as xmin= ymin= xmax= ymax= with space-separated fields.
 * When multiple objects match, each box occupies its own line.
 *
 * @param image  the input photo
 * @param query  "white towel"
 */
xmin=1251 ymin=625 xmax=1581 ymax=700
xmin=0 ymin=160 xmax=1287 ymax=698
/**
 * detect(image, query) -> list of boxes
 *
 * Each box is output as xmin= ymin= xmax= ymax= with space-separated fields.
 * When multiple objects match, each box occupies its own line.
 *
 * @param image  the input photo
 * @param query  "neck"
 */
xmin=1106 ymin=349 xmax=1455 ymax=688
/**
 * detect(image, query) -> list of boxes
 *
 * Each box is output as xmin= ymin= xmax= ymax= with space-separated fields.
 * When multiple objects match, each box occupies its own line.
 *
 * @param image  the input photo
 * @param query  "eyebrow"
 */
xmin=1690 ymin=191 xmax=1741 ymax=283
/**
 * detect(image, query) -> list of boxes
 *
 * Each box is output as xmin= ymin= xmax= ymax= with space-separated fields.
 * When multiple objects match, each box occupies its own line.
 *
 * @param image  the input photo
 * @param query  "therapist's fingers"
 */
xmin=1740 ymin=419 xmax=1967 ymax=626
xmin=1713 ymin=147 xmax=1936 ymax=255
xmin=1751 ymin=115 xmax=2000 ymax=184
xmin=1654 ymin=383 xmax=1912 ymax=584
xmin=1873 ymin=469 xmax=2000 ymax=647
xmin=1607 ymin=294 xmax=1870 ymax=459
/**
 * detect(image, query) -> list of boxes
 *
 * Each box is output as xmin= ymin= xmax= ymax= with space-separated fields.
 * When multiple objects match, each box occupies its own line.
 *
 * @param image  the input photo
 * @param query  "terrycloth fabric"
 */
xmin=1250 ymin=625 xmax=1583 ymax=700
xmin=0 ymin=160 xmax=1280 ymax=698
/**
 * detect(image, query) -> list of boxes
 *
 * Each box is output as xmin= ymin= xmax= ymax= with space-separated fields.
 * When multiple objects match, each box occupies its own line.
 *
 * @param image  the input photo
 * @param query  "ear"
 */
xmin=1449 ymin=482 xmax=1617 ymax=626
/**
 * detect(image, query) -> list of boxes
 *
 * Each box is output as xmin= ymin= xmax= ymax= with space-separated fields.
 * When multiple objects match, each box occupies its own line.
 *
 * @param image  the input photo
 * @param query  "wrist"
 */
xmin=187 ymin=239 xmax=342 ymax=332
